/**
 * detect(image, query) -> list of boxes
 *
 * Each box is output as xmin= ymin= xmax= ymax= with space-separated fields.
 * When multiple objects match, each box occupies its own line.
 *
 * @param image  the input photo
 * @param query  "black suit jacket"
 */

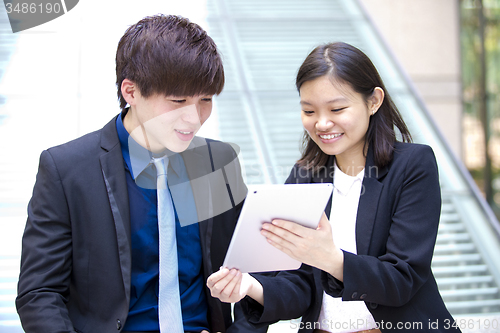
xmin=243 ymin=142 xmax=461 ymax=332
xmin=16 ymin=115 xmax=264 ymax=333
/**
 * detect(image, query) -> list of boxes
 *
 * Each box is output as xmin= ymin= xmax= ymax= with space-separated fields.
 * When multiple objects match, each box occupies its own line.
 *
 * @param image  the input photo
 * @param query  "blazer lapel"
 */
xmin=355 ymin=147 xmax=388 ymax=255
xmin=181 ymin=138 xmax=215 ymax=274
xmin=311 ymin=155 xmax=335 ymax=219
xmin=182 ymin=139 xmax=225 ymax=330
xmin=99 ymin=116 xmax=132 ymax=304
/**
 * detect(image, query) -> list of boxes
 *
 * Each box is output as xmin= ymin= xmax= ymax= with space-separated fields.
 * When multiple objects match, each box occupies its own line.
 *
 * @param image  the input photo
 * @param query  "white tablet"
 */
xmin=222 ymin=183 xmax=333 ymax=273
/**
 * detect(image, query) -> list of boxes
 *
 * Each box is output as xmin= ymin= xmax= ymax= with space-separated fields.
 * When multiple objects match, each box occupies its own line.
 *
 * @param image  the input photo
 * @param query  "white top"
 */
xmin=317 ymin=162 xmax=377 ymax=332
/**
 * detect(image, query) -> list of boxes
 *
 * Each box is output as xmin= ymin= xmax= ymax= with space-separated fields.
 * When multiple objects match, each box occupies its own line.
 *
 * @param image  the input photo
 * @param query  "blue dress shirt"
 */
xmin=116 ymin=113 xmax=209 ymax=332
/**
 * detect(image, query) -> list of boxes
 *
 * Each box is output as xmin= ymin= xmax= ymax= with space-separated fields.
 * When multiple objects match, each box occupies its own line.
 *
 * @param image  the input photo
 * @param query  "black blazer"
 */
xmin=16 ymin=115 xmax=264 ymax=333
xmin=243 ymin=142 xmax=461 ymax=332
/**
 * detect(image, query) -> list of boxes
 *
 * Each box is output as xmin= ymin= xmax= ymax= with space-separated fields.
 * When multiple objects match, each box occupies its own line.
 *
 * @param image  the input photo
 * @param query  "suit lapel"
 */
xmin=355 ymin=147 xmax=388 ymax=255
xmin=181 ymin=138 xmax=214 ymax=274
xmin=310 ymin=149 xmax=388 ymax=255
xmin=183 ymin=139 xmax=225 ymax=330
xmin=99 ymin=116 xmax=132 ymax=304
xmin=182 ymin=139 xmax=214 ymax=225
xmin=311 ymin=155 xmax=335 ymax=219
xmin=355 ymin=176 xmax=383 ymax=255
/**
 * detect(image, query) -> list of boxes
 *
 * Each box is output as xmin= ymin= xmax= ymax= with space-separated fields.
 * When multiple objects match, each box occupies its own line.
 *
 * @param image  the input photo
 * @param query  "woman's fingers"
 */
xmin=261 ymin=223 xmax=295 ymax=247
xmin=261 ymin=217 xmax=318 ymax=247
xmin=260 ymin=215 xmax=340 ymax=273
xmin=317 ymin=212 xmax=331 ymax=232
xmin=262 ymin=214 xmax=330 ymax=243
xmin=261 ymin=221 xmax=305 ymax=260
xmin=272 ymin=218 xmax=310 ymax=236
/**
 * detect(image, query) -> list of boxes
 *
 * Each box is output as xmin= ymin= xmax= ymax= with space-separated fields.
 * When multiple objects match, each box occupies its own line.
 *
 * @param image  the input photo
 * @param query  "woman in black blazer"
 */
xmin=207 ymin=42 xmax=460 ymax=333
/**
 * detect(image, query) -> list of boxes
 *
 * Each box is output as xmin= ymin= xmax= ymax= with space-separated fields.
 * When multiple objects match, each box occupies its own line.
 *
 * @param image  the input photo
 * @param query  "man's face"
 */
xmin=128 ymin=92 xmax=213 ymax=153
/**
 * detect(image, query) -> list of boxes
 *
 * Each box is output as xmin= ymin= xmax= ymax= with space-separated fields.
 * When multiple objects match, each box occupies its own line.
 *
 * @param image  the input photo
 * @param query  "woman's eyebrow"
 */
xmin=300 ymin=97 xmax=348 ymax=106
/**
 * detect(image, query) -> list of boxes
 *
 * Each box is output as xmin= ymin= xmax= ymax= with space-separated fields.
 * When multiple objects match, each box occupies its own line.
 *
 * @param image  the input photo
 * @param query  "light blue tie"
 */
xmin=153 ymin=156 xmax=183 ymax=333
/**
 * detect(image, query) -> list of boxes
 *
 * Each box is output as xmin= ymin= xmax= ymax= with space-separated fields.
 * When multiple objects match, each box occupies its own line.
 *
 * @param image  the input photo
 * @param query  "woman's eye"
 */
xmin=302 ymin=110 xmax=314 ymax=115
xmin=332 ymin=107 xmax=346 ymax=112
xmin=171 ymin=99 xmax=186 ymax=103
xmin=202 ymin=98 xmax=212 ymax=102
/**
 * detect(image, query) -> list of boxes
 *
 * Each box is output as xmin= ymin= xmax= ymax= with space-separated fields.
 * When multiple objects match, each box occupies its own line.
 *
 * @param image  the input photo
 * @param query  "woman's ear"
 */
xmin=369 ymin=87 xmax=384 ymax=115
xmin=121 ymin=79 xmax=138 ymax=106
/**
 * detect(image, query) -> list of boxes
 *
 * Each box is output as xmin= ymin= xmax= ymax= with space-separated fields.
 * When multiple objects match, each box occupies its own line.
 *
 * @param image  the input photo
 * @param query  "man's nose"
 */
xmin=181 ymin=104 xmax=201 ymax=125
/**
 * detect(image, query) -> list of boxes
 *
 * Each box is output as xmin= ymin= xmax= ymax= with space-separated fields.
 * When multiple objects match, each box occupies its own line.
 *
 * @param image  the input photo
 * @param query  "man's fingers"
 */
xmin=219 ymin=270 xmax=242 ymax=300
xmin=232 ymin=271 xmax=243 ymax=298
xmin=207 ymin=268 xmax=242 ymax=301
xmin=206 ymin=267 xmax=230 ymax=289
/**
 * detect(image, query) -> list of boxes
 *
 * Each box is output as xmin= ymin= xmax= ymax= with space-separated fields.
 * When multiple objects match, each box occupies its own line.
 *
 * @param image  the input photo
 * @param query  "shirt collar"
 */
xmin=333 ymin=161 xmax=364 ymax=196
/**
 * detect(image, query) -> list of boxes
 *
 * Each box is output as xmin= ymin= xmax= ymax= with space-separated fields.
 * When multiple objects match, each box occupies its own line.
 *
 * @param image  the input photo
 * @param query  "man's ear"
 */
xmin=121 ymin=79 xmax=138 ymax=106
xmin=369 ymin=87 xmax=384 ymax=115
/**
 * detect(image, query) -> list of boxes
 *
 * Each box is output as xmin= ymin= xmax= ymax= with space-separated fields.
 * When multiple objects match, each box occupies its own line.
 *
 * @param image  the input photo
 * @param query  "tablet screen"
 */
xmin=223 ymin=183 xmax=333 ymax=273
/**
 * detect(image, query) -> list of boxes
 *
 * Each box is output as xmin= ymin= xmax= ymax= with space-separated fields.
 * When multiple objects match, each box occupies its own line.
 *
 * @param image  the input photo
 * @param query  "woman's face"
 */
xmin=300 ymin=75 xmax=379 ymax=169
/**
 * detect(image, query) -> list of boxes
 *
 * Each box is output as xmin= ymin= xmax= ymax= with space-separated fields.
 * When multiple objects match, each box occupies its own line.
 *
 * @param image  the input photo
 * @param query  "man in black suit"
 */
xmin=16 ymin=14 xmax=261 ymax=333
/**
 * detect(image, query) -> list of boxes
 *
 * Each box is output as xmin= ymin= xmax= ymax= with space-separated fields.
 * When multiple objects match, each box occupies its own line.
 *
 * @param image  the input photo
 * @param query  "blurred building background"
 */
xmin=1 ymin=0 xmax=500 ymax=332
xmin=362 ymin=0 xmax=500 ymax=221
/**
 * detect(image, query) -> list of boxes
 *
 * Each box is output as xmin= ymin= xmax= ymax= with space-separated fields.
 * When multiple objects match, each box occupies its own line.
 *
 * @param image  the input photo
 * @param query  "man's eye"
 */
xmin=171 ymin=100 xmax=186 ymax=103
xmin=202 ymin=98 xmax=212 ymax=102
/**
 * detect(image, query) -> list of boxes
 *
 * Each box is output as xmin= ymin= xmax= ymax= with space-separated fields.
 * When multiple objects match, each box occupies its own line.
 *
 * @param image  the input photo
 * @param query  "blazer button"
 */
xmin=360 ymin=294 xmax=367 ymax=300
xmin=351 ymin=292 xmax=358 ymax=299
xmin=370 ymin=302 xmax=378 ymax=309
xmin=116 ymin=319 xmax=122 ymax=330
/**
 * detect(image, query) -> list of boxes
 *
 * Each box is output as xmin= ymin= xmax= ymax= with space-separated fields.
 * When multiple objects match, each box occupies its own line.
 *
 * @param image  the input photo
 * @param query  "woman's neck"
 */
xmin=335 ymin=155 xmax=366 ymax=177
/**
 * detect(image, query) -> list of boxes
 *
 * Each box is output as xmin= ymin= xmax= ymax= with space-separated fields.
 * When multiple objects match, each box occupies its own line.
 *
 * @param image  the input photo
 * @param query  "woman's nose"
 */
xmin=316 ymin=117 xmax=333 ymax=130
